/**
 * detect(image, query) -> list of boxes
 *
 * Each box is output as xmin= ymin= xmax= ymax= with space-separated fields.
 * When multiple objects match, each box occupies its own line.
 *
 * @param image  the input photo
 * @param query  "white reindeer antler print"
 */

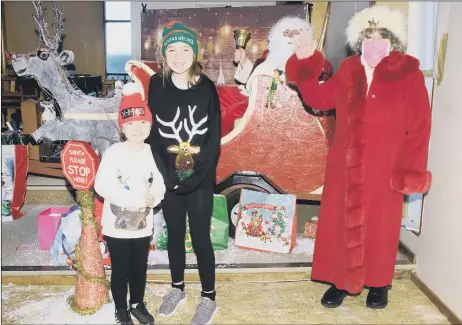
xmin=156 ymin=107 xmax=183 ymax=143
xmin=184 ymin=105 xmax=208 ymax=142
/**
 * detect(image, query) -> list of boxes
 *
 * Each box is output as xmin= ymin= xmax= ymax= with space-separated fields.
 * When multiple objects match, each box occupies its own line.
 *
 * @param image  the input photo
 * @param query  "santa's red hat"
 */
xmin=118 ymin=82 xmax=152 ymax=127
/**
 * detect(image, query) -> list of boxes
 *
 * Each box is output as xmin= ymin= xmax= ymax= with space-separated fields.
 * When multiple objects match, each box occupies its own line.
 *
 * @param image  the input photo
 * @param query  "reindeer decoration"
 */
xmin=156 ymin=105 xmax=208 ymax=181
xmin=9 ymin=1 xmax=123 ymax=153
xmin=40 ymin=100 xmax=57 ymax=123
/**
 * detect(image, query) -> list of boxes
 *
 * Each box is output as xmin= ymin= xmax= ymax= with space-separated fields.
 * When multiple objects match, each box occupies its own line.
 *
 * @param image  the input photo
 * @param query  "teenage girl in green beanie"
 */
xmin=148 ymin=21 xmax=221 ymax=325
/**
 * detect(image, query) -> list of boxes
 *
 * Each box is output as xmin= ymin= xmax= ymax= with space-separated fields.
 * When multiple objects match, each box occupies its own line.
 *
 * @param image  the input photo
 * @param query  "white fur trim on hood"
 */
xmin=346 ymin=5 xmax=407 ymax=47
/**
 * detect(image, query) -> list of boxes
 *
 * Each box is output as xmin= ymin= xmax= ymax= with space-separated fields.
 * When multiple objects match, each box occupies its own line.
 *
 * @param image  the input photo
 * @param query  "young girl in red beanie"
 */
xmin=94 ymin=83 xmax=166 ymax=325
xmin=148 ymin=21 xmax=221 ymax=325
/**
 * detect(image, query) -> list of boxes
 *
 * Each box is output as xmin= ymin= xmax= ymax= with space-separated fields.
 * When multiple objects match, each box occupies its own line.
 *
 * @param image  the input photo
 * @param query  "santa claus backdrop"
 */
xmin=140 ymin=4 xmax=309 ymax=86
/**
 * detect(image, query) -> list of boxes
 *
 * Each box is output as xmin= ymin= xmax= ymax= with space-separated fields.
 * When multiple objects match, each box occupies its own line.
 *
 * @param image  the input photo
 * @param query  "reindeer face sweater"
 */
xmin=148 ymin=75 xmax=222 ymax=194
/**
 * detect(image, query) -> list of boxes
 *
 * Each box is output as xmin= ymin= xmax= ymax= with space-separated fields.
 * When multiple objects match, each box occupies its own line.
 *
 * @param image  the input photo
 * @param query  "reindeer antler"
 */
xmin=51 ymin=2 xmax=65 ymax=50
xmin=32 ymin=1 xmax=64 ymax=51
xmin=184 ymin=105 xmax=208 ymax=142
xmin=33 ymin=1 xmax=53 ymax=49
xmin=156 ymin=107 xmax=184 ymax=143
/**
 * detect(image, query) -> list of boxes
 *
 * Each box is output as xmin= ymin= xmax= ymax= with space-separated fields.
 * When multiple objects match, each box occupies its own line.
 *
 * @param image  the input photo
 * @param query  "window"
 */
xmin=104 ymin=1 xmax=131 ymax=79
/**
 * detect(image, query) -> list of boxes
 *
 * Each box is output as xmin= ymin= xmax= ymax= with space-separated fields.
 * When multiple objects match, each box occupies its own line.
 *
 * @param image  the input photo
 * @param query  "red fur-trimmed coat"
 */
xmin=286 ymin=50 xmax=432 ymax=294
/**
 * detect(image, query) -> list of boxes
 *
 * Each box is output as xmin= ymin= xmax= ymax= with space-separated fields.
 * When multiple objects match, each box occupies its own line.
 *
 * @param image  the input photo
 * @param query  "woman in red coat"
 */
xmin=286 ymin=5 xmax=432 ymax=309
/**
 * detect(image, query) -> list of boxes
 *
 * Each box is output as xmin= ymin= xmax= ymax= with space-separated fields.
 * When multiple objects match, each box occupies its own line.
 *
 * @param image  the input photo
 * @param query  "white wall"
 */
xmin=399 ymin=2 xmax=438 ymax=255
xmin=130 ymin=2 xmax=275 ymax=60
xmin=416 ymin=1 xmax=462 ymax=320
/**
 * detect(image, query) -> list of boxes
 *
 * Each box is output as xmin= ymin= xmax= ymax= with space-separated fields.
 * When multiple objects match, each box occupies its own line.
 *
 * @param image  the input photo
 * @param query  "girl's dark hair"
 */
xmin=353 ymin=27 xmax=406 ymax=54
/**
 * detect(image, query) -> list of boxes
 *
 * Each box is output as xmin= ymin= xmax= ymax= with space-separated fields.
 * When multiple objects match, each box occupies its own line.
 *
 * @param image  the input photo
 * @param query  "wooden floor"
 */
xmin=0 ymin=280 xmax=450 ymax=324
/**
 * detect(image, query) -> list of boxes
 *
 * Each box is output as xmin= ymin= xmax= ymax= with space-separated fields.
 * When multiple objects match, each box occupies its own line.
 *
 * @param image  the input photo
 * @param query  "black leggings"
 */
xmin=162 ymin=185 xmax=215 ymax=292
xmin=105 ymin=235 xmax=151 ymax=310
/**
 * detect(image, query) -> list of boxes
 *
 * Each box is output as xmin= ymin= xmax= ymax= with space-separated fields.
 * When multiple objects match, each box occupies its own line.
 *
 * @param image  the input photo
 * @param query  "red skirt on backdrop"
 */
xmin=216 ymin=87 xmax=249 ymax=137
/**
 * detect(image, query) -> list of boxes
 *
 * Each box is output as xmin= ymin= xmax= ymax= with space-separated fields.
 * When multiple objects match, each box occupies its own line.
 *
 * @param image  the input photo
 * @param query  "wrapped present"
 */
xmin=156 ymin=194 xmax=229 ymax=253
xmin=234 ymin=189 xmax=297 ymax=254
xmin=304 ymin=217 xmax=318 ymax=239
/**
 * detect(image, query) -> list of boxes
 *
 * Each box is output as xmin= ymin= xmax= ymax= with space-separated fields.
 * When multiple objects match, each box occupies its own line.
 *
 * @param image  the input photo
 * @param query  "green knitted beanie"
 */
xmin=161 ymin=21 xmax=198 ymax=58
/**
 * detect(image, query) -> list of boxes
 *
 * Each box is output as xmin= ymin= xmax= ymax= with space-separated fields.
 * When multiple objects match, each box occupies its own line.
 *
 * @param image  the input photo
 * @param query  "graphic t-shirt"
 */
xmin=94 ymin=142 xmax=166 ymax=239
xmin=148 ymin=74 xmax=221 ymax=194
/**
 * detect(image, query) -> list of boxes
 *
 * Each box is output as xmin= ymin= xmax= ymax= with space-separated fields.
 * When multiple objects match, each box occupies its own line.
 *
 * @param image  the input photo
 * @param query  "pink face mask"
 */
xmin=362 ymin=39 xmax=390 ymax=68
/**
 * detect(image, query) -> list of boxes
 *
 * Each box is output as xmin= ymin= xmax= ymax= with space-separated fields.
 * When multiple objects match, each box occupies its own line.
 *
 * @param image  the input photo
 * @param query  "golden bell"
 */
xmin=233 ymin=29 xmax=251 ymax=49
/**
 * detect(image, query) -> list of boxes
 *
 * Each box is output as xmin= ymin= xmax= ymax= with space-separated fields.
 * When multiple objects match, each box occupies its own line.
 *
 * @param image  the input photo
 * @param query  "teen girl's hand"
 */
xmin=293 ymin=29 xmax=317 ymax=60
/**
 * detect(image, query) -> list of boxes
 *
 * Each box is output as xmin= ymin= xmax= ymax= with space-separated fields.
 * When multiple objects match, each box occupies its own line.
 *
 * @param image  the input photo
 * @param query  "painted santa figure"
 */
xmin=219 ymin=16 xmax=333 ymax=136
xmin=285 ymin=6 xmax=432 ymax=309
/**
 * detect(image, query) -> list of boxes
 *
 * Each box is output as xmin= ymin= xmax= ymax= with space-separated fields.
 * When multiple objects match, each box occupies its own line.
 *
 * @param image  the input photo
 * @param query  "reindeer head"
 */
xmin=167 ymin=142 xmax=201 ymax=155
xmin=10 ymin=2 xmax=73 ymax=84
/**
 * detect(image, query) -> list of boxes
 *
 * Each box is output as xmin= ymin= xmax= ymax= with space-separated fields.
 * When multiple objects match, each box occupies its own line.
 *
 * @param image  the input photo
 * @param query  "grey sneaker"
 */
xmin=158 ymin=288 xmax=186 ymax=317
xmin=191 ymin=297 xmax=217 ymax=325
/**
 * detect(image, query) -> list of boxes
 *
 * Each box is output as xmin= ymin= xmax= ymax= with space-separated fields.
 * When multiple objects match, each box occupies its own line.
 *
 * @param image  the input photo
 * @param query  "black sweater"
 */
xmin=148 ymin=74 xmax=221 ymax=194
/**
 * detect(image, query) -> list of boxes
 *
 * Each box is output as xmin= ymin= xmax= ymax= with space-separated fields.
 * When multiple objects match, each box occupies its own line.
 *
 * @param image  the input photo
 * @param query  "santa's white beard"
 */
xmin=265 ymin=45 xmax=295 ymax=72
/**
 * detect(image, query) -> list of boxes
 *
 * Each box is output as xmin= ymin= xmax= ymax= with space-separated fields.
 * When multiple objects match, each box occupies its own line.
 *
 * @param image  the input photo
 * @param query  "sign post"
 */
xmin=61 ymin=141 xmax=109 ymax=314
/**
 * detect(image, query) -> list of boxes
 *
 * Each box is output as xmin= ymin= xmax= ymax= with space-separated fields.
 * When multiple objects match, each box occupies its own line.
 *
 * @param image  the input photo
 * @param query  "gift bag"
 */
xmin=156 ymin=194 xmax=229 ymax=253
xmin=1 ymin=145 xmax=28 ymax=221
xmin=402 ymin=194 xmax=423 ymax=232
xmin=234 ymin=189 xmax=297 ymax=253
xmin=51 ymin=205 xmax=81 ymax=265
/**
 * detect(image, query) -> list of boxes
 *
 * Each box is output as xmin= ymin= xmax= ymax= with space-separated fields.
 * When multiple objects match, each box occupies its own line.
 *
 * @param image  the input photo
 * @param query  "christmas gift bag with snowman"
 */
xmin=234 ymin=189 xmax=297 ymax=253
xmin=1 ymin=145 xmax=28 ymax=221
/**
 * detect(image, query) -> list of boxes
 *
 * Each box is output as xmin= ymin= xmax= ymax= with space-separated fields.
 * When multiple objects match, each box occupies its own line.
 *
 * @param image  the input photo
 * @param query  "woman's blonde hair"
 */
xmin=161 ymin=51 xmax=204 ymax=89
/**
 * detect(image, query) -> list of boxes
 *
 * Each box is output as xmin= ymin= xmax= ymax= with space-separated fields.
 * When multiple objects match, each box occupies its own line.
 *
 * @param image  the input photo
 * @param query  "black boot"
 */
xmin=115 ymin=308 xmax=134 ymax=325
xmin=321 ymin=286 xmax=349 ymax=308
xmin=366 ymin=285 xmax=391 ymax=309
xmin=129 ymin=302 xmax=155 ymax=325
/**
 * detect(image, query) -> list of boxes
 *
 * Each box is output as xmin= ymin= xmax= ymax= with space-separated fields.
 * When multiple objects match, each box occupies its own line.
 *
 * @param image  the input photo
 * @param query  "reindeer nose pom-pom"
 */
xmin=122 ymin=82 xmax=143 ymax=96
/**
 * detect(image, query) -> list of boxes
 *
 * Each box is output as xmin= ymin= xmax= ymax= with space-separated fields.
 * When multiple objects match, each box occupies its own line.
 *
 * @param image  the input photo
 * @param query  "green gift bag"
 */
xmin=210 ymin=194 xmax=229 ymax=251
xmin=156 ymin=194 xmax=229 ymax=253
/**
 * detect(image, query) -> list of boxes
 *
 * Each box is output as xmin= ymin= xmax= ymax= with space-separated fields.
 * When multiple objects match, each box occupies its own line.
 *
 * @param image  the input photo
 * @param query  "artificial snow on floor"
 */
xmin=2 ymin=205 xmax=410 ymax=268
xmin=148 ymin=236 xmax=315 ymax=266
xmin=4 ymin=285 xmax=120 ymax=324
xmin=2 ymin=205 xmax=317 ymax=267
xmin=1 ymin=281 xmax=450 ymax=325
xmin=1 ymin=283 xmax=199 ymax=324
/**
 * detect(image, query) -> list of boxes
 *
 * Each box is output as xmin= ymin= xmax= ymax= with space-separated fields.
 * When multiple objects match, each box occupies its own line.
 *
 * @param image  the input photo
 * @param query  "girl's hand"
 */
xmin=293 ymin=29 xmax=317 ymax=60
xmin=145 ymin=193 xmax=156 ymax=208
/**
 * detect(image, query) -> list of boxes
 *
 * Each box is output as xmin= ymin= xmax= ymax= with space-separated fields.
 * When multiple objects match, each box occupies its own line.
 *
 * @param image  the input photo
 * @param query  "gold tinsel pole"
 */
xmin=68 ymin=190 xmax=109 ymax=315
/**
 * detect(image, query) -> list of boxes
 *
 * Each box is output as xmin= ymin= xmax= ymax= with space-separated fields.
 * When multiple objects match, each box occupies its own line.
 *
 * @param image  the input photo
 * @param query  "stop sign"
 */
xmin=60 ymin=141 xmax=99 ymax=191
